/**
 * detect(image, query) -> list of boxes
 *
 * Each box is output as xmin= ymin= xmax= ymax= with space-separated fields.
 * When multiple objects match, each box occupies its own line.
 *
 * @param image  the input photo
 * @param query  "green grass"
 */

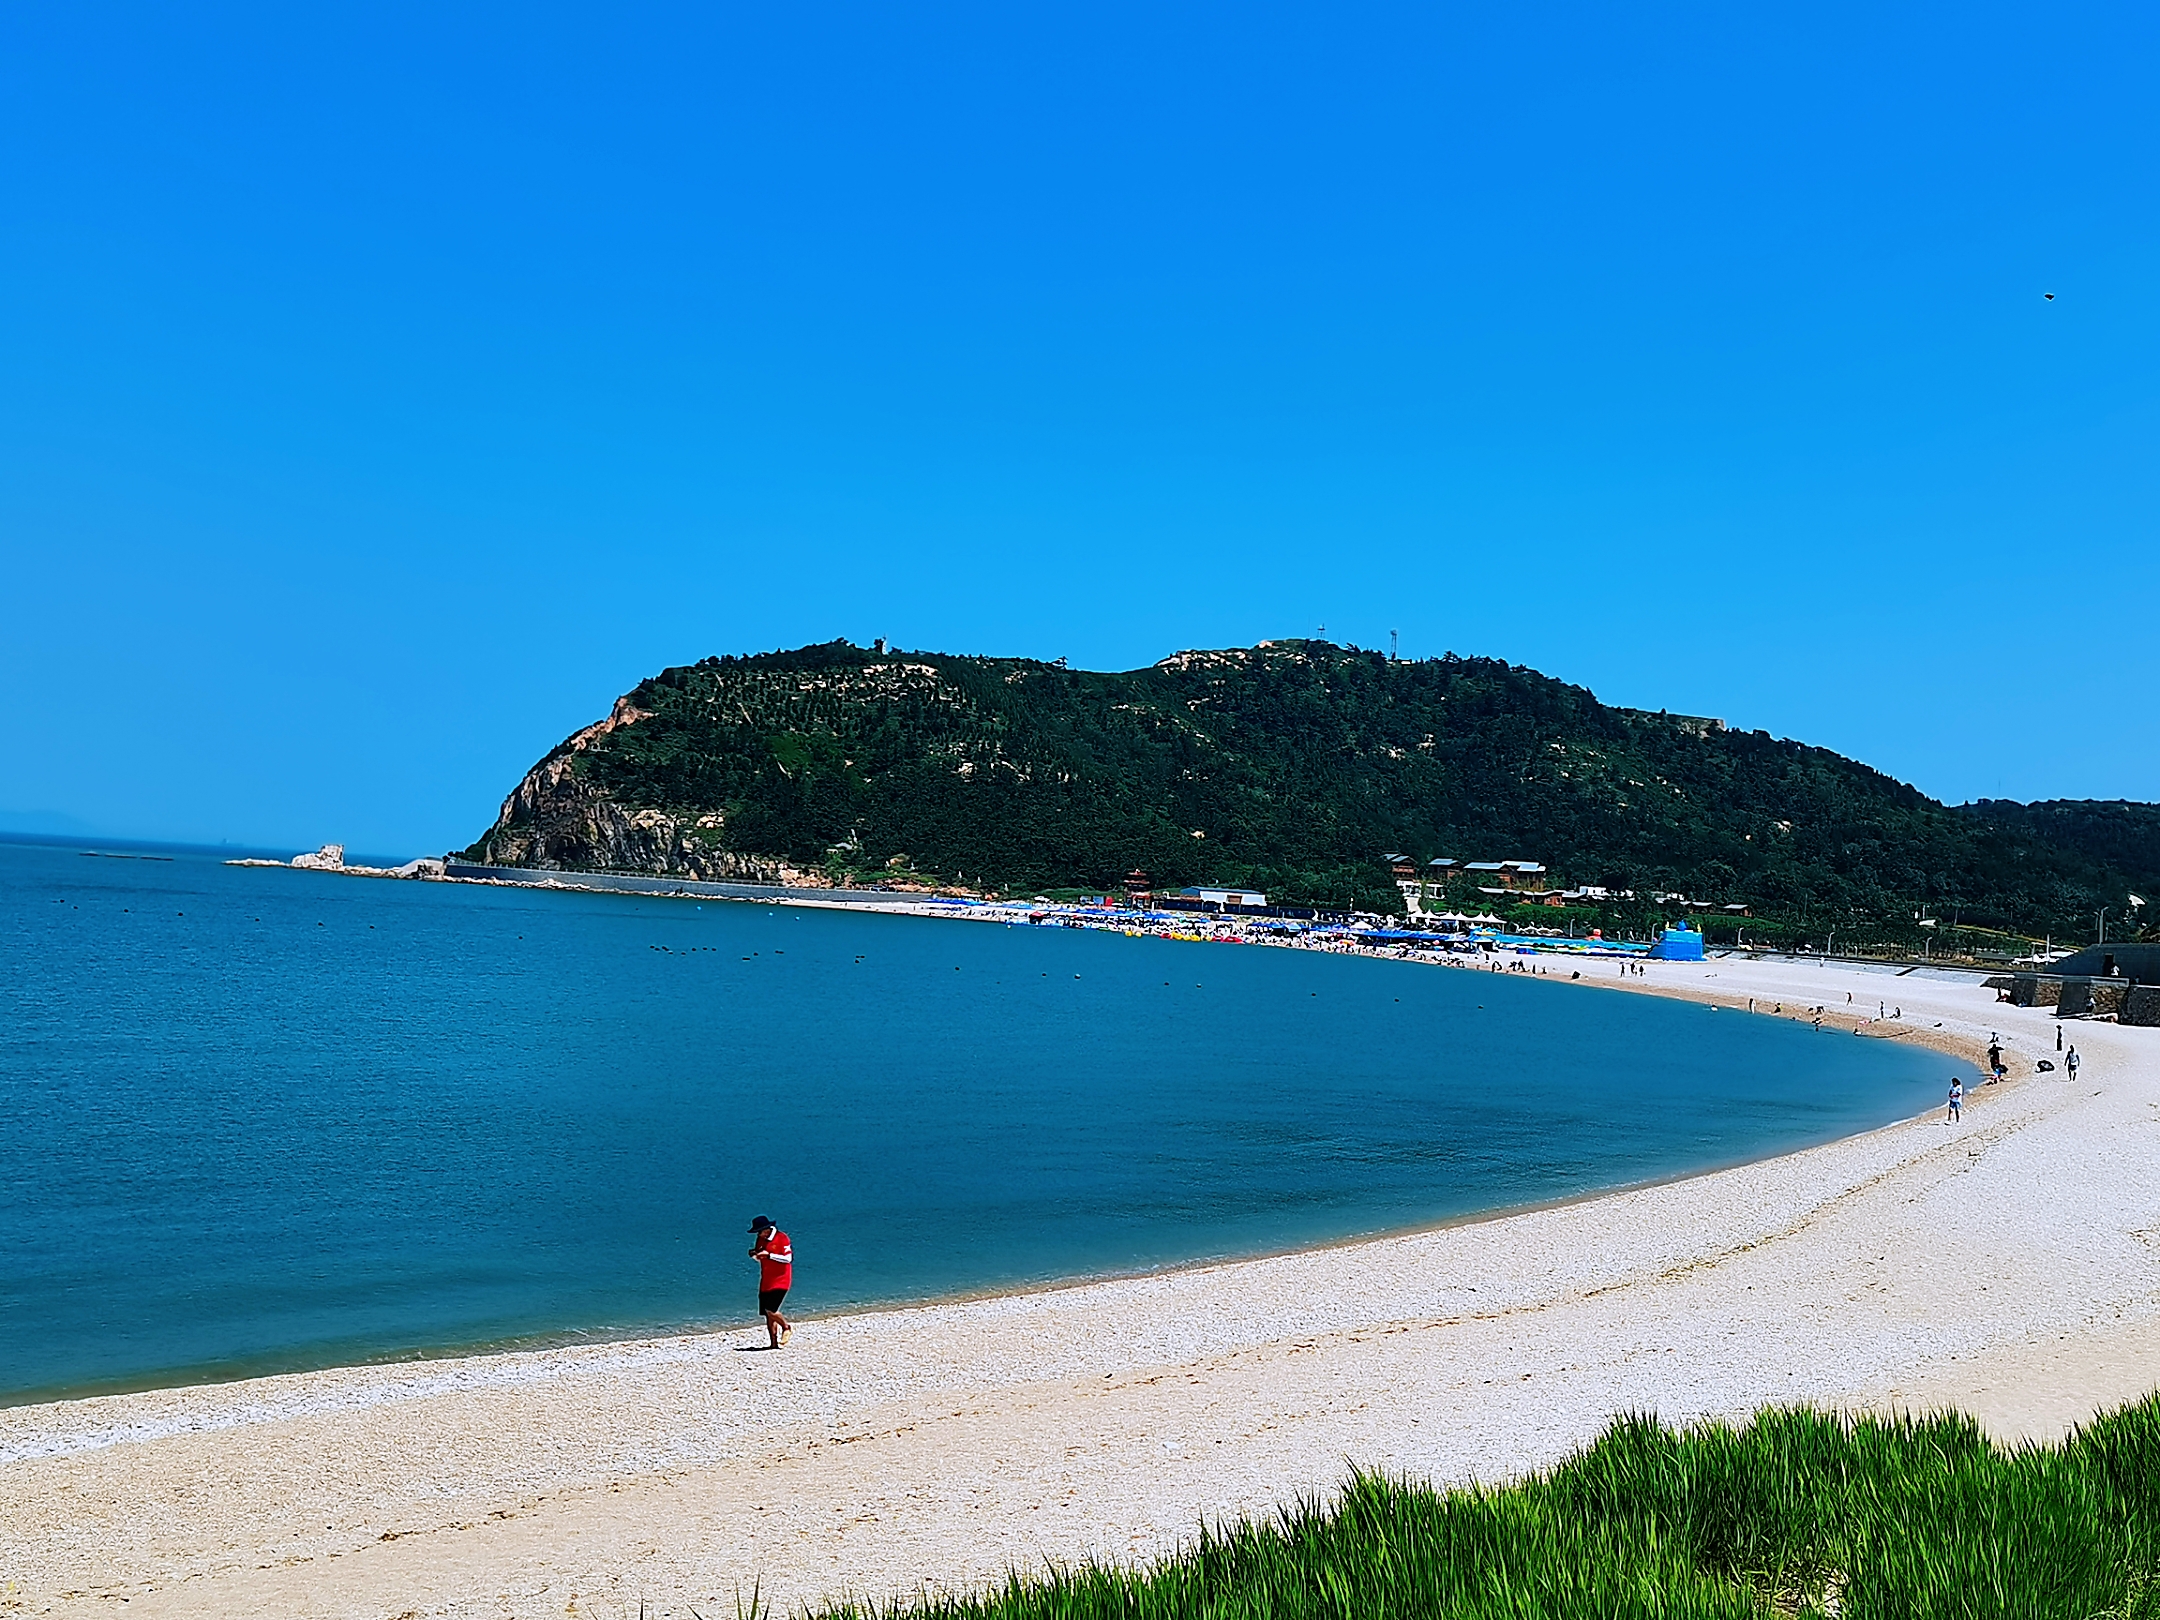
xmin=795 ymin=1395 xmax=2160 ymax=1619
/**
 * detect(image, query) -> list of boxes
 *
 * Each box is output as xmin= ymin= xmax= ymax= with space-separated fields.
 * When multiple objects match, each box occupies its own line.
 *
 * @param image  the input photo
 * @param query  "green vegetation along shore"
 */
xmin=805 ymin=1395 xmax=2160 ymax=1619
xmin=465 ymin=639 xmax=2160 ymax=942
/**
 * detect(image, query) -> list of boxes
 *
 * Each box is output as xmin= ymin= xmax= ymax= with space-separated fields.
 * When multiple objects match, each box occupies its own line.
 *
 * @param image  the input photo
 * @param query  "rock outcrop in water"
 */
xmin=232 ymin=847 xmax=447 ymax=879
xmin=461 ymin=639 xmax=2160 ymax=931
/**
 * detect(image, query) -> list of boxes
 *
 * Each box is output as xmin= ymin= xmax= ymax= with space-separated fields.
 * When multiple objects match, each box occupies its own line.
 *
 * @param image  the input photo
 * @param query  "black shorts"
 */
xmin=759 ymin=1288 xmax=788 ymax=1315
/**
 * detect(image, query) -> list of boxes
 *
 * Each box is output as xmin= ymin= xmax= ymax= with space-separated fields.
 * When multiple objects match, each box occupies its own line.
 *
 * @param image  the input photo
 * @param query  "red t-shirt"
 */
xmin=756 ymin=1230 xmax=793 ymax=1290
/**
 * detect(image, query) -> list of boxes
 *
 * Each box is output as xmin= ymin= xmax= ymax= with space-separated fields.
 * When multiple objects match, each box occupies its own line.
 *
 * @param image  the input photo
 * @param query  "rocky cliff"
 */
xmin=467 ymin=697 xmax=832 ymax=885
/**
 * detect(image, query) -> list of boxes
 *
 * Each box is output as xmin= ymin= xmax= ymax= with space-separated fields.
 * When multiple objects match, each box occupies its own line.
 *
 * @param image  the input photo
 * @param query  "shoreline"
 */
xmin=4 ymin=954 xmax=2148 ymax=1618
xmin=6 ymin=1112 xmax=1935 ymax=1418
xmin=0 ymin=950 xmax=1971 ymax=1417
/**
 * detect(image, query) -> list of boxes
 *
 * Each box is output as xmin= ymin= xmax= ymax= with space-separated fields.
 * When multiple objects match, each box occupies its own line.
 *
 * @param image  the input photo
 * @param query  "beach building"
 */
xmin=1401 ymin=856 xmax=1555 ymax=915
xmin=1468 ymin=863 xmax=1551 ymax=898
xmin=2048 ymin=943 xmax=2160 ymax=981
xmin=2013 ymin=943 xmax=2160 ymax=1025
xmin=1392 ymin=858 xmax=1465 ymax=918
xmin=1460 ymin=860 xmax=1548 ymax=890
xmin=1181 ymin=884 xmax=1268 ymax=908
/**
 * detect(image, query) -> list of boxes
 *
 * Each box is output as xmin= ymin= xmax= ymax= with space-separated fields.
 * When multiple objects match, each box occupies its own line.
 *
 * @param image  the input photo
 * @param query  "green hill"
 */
xmin=461 ymin=639 xmax=2159 ymax=943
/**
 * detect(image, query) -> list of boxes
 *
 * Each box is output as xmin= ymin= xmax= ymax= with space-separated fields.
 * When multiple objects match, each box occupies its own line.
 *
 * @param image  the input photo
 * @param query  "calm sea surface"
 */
xmin=0 ymin=836 xmax=1945 ymax=1403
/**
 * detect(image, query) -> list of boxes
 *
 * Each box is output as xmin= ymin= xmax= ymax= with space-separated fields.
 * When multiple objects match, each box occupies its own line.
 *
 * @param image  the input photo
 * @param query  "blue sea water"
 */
xmin=0 ymin=836 xmax=1946 ymax=1404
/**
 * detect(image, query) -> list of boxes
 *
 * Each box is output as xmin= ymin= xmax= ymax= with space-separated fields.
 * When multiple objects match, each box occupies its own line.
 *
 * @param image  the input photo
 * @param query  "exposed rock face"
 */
xmin=474 ymin=786 xmax=804 ymax=882
xmin=291 ymin=844 xmax=345 ymax=870
xmin=468 ymin=696 xmax=820 ymax=883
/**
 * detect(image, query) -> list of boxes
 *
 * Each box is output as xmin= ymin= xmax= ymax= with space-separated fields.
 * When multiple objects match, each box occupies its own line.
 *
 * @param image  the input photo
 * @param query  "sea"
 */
xmin=0 ymin=835 xmax=1947 ymax=1405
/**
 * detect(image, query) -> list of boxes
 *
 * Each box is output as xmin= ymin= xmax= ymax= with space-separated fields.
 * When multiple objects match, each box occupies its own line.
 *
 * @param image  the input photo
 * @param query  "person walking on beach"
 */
xmin=748 ymin=1215 xmax=793 ymax=1348
xmin=1987 ymin=1037 xmax=2004 ymax=1083
xmin=1947 ymin=1078 xmax=1963 ymax=1123
xmin=2066 ymin=1046 xmax=2081 ymax=1082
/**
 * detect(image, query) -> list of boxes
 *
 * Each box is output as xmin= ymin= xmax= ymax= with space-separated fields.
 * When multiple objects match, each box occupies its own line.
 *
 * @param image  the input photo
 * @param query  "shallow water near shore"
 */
xmin=0 ymin=836 xmax=1946 ymax=1404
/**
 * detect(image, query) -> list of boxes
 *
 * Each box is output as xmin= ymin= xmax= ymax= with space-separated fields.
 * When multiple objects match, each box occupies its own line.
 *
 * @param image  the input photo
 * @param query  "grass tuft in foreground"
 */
xmin=802 ymin=1394 xmax=2160 ymax=1618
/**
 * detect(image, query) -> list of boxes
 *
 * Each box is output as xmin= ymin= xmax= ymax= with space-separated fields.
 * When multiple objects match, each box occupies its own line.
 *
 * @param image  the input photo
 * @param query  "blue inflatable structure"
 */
xmin=1647 ymin=922 xmax=1705 ymax=961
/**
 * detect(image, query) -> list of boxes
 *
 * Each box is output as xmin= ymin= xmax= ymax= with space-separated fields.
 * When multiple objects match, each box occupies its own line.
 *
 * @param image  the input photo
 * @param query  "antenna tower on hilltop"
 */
xmin=1390 ymin=629 xmax=1399 ymax=662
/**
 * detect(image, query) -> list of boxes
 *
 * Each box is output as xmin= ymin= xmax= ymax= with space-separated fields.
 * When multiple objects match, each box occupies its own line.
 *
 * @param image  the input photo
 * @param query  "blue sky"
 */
xmin=2 ymin=2 xmax=2155 ymax=857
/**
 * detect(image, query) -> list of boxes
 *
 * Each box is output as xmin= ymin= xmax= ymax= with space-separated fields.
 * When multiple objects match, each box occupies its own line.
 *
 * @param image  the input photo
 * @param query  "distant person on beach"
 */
xmin=748 ymin=1216 xmax=793 ymax=1348
xmin=2066 ymin=1047 xmax=2081 ymax=1082
xmin=1988 ymin=1038 xmax=2004 ymax=1082
xmin=1947 ymin=1078 xmax=1963 ymax=1122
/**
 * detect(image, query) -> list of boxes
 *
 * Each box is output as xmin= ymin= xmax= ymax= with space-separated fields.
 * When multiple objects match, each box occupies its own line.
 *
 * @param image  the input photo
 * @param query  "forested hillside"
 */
xmin=462 ymin=640 xmax=2159 ymax=941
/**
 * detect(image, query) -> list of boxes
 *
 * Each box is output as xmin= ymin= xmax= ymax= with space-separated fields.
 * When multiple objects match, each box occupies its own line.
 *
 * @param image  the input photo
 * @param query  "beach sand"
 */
xmin=3 ymin=956 xmax=2155 ymax=1618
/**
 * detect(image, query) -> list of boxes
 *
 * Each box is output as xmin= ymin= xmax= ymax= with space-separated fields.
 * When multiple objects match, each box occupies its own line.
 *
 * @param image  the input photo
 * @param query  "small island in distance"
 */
xmin=459 ymin=638 xmax=2160 ymax=954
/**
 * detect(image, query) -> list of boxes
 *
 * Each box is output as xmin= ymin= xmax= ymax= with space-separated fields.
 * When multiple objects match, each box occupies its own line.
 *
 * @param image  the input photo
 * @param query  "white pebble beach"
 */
xmin=4 ymin=954 xmax=2155 ymax=1618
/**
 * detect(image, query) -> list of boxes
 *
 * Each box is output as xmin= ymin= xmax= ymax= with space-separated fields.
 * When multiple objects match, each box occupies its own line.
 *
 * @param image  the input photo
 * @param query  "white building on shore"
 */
xmin=1181 ymin=884 xmax=1267 ymax=908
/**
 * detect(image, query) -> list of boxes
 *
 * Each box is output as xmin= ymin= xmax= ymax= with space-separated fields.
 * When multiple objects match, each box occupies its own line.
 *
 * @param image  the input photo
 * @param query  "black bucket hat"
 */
xmin=749 ymin=1215 xmax=774 ymax=1232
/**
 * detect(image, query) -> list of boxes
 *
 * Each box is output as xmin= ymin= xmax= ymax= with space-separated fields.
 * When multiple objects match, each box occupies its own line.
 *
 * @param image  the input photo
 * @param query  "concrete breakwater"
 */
xmin=440 ymin=859 xmax=978 ymax=910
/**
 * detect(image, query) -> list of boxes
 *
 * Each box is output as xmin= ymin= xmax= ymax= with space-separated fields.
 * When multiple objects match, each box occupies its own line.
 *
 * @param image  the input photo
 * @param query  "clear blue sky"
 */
xmin=3 ymin=3 xmax=2155 ymax=858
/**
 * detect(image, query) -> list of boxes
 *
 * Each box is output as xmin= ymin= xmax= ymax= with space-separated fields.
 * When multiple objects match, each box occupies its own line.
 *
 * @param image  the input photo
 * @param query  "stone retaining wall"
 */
xmin=2011 ymin=974 xmax=2063 ymax=1008
xmin=2056 ymin=978 xmax=2131 ymax=1019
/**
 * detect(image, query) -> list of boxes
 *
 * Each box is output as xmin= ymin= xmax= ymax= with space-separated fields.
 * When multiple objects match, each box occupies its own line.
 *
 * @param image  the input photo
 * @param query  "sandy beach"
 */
xmin=4 ymin=954 xmax=2155 ymax=1619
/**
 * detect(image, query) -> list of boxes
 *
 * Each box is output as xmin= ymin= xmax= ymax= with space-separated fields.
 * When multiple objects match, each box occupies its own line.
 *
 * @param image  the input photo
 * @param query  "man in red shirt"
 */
xmin=748 ymin=1216 xmax=793 ymax=1348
